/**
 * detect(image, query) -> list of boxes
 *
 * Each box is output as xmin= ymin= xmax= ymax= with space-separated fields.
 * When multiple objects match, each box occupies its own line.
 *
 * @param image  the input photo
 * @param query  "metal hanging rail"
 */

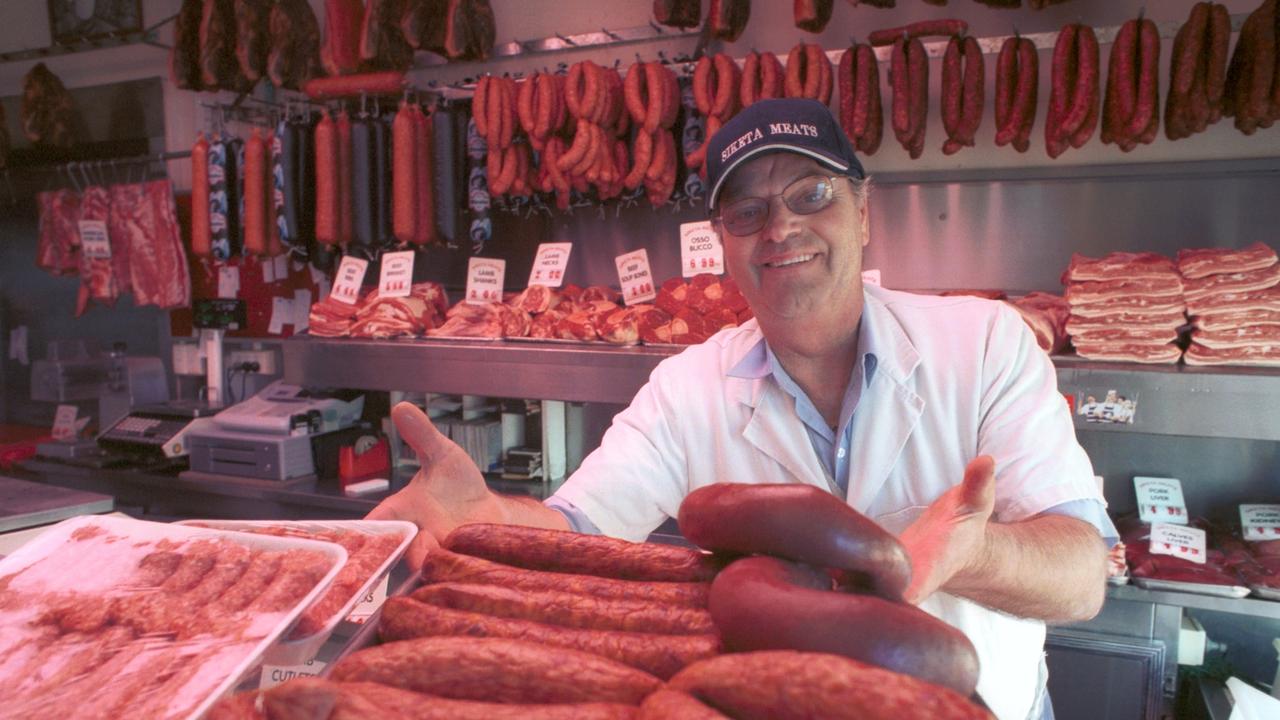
xmin=419 ymin=11 xmax=1248 ymax=98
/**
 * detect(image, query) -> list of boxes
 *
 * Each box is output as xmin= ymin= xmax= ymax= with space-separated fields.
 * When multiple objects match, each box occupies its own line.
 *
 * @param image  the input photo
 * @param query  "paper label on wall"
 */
xmin=268 ymin=297 xmax=293 ymax=335
xmin=261 ymin=257 xmax=276 ymax=283
xmin=1240 ymin=504 xmax=1280 ymax=541
xmin=680 ymin=221 xmax=724 ymax=277
xmin=1149 ymin=523 xmax=1207 ymax=565
xmin=466 ymin=257 xmax=506 ymax=304
xmin=862 ymin=269 xmax=881 ymax=286
xmin=528 ymin=243 xmax=572 ymax=287
xmin=616 ymin=249 xmax=656 ymax=305
xmin=345 ymin=575 xmax=390 ymax=624
xmin=51 ymin=404 xmax=79 ymax=441
xmin=259 ymin=659 xmax=327 ymax=689
xmin=8 ymin=326 xmax=27 ymax=366
xmin=293 ymin=290 xmax=312 ymax=331
xmin=331 ymin=256 xmax=369 ymax=305
xmin=378 ymin=250 xmax=415 ymax=298
xmin=78 ymin=220 xmax=111 ymax=259
xmin=1135 ymin=477 xmax=1188 ymax=525
xmin=217 ymin=266 xmax=240 ymax=299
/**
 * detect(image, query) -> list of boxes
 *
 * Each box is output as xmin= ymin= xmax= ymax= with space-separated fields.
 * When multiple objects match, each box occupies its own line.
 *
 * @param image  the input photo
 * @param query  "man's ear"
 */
xmin=859 ymin=200 xmax=870 ymax=248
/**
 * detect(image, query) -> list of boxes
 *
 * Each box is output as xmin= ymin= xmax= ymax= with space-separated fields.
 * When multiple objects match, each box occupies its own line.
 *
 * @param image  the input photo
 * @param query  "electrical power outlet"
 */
xmin=228 ymin=349 xmax=277 ymax=374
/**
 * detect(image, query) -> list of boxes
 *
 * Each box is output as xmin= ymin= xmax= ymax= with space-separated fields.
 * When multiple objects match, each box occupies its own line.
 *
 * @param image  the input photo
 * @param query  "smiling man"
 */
xmin=370 ymin=98 xmax=1112 ymax=720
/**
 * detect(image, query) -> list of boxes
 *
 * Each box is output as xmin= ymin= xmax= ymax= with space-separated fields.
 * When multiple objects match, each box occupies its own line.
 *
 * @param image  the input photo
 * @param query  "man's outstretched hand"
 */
xmin=366 ymin=402 xmax=509 ymax=566
xmin=898 ymin=455 xmax=997 ymax=605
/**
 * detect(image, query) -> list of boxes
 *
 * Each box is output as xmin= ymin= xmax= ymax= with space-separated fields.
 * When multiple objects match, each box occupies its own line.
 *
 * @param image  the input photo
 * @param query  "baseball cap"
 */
xmin=704 ymin=98 xmax=866 ymax=210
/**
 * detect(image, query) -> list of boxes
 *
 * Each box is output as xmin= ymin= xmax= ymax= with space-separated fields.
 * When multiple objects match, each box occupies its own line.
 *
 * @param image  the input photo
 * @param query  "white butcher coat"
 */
xmin=554 ymin=283 xmax=1104 ymax=720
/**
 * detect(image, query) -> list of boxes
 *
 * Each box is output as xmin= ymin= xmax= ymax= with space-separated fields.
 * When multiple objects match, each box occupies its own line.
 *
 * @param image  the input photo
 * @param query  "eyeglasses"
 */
xmin=714 ymin=175 xmax=845 ymax=237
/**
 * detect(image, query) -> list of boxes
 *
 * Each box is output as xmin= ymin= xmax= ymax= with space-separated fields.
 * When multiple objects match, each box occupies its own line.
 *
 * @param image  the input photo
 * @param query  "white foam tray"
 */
xmin=176 ymin=519 xmax=415 ymax=665
xmin=0 ymin=514 xmax=346 ymax=719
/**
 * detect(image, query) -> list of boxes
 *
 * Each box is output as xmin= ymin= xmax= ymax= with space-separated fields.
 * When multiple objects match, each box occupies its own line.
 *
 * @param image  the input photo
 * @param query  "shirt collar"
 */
xmin=726 ymin=289 xmax=888 ymax=386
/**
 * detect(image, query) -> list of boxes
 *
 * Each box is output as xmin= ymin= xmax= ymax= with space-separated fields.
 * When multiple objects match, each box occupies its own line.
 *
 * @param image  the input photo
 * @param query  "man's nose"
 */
xmin=760 ymin=197 xmax=801 ymax=243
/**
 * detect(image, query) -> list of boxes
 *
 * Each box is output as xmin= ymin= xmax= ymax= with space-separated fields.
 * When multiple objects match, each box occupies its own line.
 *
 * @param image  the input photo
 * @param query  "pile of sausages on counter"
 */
xmin=209 ymin=484 xmax=991 ymax=720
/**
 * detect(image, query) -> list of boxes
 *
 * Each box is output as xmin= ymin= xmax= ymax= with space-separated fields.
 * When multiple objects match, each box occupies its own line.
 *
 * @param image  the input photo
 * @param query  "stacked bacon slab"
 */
xmin=1181 ymin=242 xmax=1280 ymax=367
xmin=1063 ymin=252 xmax=1187 ymax=363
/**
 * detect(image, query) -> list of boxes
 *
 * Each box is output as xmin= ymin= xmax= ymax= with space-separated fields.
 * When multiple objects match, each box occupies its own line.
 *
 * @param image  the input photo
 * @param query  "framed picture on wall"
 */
xmin=47 ymin=0 xmax=143 ymax=45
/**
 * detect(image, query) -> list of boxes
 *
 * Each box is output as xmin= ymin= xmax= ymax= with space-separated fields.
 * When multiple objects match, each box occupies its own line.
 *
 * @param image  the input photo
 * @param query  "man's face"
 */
xmin=713 ymin=153 xmax=869 ymax=322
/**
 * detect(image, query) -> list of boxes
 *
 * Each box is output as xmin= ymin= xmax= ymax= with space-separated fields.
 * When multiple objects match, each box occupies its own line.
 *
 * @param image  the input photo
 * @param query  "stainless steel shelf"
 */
xmin=1107 ymin=583 xmax=1280 ymax=621
xmin=1055 ymin=357 xmax=1280 ymax=442
xmin=285 ymin=336 xmax=1280 ymax=438
xmin=283 ymin=336 xmax=682 ymax=404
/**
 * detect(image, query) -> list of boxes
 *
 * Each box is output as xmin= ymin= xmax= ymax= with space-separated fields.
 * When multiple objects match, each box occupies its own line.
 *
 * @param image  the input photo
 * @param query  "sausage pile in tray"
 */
xmin=210 ymin=485 xmax=995 ymax=719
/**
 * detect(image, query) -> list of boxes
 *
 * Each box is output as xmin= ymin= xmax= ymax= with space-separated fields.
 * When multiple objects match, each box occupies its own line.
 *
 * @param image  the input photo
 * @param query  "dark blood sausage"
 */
xmin=668 ymin=651 xmax=993 ymax=720
xmin=442 ymin=523 xmax=720 ymax=582
xmin=678 ymin=483 xmax=912 ymax=601
xmin=411 ymin=582 xmax=718 ymax=635
xmin=1068 ymin=25 xmax=1101 ymax=148
xmin=1123 ymin=18 xmax=1161 ymax=142
xmin=330 ymin=636 xmax=661 ymax=705
xmin=993 ymin=37 xmax=1018 ymax=145
xmin=708 ymin=556 xmax=980 ymax=697
xmin=856 ymin=44 xmax=883 ymax=155
xmin=637 ymin=689 xmax=728 ymax=719
xmin=421 ymin=549 xmax=710 ymax=607
xmin=890 ymin=38 xmax=911 ymax=146
xmin=1045 ymin=24 xmax=1077 ymax=158
xmin=1011 ymin=38 xmax=1039 ymax=153
xmin=263 ymin=678 xmax=639 ymax=720
xmin=941 ymin=38 xmax=963 ymax=140
xmin=957 ymin=36 xmax=984 ymax=144
xmin=379 ymin=596 xmax=719 ymax=680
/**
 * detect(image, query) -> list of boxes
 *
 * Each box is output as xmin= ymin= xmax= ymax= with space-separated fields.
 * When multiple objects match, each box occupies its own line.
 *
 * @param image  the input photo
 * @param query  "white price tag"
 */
xmin=862 ymin=268 xmax=881 ymax=286
xmin=258 ymin=659 xmax=327 ymax=689
xmin=52 ymin=404 xmax=79 ymax=441
xmin=268 ymin=297 xmax=293 ymax=335
xmin=1241 ymin=504 xmax=1280 ymax=541
xmin=1134 ymin=476 xmax=1188 ymax=525
xmin=465 ymin=257 xmax=506 ymax=304
xmin=1149 ymin=523 xmax=1207 ymax=565
xmin=345 ymin=575 xmax=390 ymax=625
xmin=528 ymin=242 xmax=573 ymax=287
xmin=274 ymin=254 xmax=289 ymax=279
xmin=293 ymin=289 xmax=312 ymax=331
xmin=261 ymin=257 xmax=276 ymax=283
xmin=78 ymin=220 xmax=111 ymax=259
xmin=378 ymin=250 xmax=415 ymax=298
xmin=217 ymin=266 xmax=240 ymax=299
xmin=615 ymin=249 xmax=656 ymax=305
xmin=331 ymin=256 xmax=370 ymax=305
xmin=679 ymin=221 xmax=724 ymax=278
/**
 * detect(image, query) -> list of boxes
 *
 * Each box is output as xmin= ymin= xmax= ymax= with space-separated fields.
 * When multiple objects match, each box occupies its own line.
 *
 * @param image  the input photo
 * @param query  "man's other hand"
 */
xmin=898 ymin=455 xmax=997 ymax=605
xmin=366 ymin=402 xmax=509 ymax=566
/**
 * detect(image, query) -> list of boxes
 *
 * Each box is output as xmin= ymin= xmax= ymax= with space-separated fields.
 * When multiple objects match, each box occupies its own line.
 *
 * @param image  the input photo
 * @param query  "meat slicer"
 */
xmin=31 ymin=341 xmax=169 ymax=460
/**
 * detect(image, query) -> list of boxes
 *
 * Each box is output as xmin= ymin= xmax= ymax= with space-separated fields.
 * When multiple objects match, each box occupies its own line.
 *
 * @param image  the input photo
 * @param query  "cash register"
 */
xmin=184 ymin=382 xmax=364 ymax=482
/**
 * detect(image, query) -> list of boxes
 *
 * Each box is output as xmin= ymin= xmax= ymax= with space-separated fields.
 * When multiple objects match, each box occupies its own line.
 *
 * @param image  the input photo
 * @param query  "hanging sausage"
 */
xmin=350 ymin=114 xmax=376 ymax=248
xmin=413 ymin=103 xmax=436 ymax=246
xmin=314 ymin=111 xmax=340 ymax=246
xmin=392 ymin=100 xmax=418 ymax=245
xmin=190 ymin=133 xmax=212 ymax=257
xmin=243 ymin=127 xmax=268 ymax=255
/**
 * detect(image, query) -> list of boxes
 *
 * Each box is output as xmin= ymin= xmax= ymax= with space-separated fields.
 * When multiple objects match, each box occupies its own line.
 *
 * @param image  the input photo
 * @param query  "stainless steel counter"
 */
xmin=0 ymin=475 xmax=113 ymax=533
